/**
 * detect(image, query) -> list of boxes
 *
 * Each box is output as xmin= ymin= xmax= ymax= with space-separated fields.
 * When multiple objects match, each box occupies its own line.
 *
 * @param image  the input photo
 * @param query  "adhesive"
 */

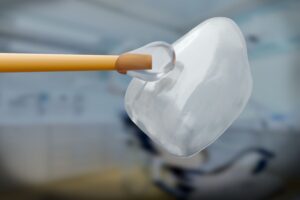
xmin=126 ymin=42 xmax=175 ymax=81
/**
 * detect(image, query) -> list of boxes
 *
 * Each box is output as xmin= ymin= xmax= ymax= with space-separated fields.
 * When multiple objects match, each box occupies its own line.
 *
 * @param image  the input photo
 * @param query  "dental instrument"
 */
xmin=0 ymin=17 xmax=252 ymax=157
xmin=0 ymin=53 xmax=152 ymax=73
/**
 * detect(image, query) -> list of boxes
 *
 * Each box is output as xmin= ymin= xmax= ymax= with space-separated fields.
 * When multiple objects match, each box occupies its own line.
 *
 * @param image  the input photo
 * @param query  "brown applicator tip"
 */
xmin=116 ymin=53 xmax=152 ymax=74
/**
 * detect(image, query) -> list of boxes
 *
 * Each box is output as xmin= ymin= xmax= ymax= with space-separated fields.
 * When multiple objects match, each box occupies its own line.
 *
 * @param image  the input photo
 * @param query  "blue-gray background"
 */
xmin=0 ymin=0 xmax=299 ymax=199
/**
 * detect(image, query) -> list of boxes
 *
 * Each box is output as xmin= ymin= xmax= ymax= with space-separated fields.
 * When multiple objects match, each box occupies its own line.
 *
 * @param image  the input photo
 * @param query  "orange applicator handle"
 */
xmin=0 ymin=53 xmax=152 ymax=73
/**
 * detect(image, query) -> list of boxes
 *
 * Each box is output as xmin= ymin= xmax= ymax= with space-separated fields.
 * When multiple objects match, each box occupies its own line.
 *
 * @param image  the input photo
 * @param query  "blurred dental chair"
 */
xmin=121 ymin=113 xmax=284 ymax=199
xmin=189 ymin=153 xmax=282 ymax=200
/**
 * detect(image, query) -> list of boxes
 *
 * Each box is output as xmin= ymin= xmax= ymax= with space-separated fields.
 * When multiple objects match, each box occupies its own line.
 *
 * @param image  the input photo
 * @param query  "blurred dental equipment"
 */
xmin=121 ymin=112 xmax=283 ymax=200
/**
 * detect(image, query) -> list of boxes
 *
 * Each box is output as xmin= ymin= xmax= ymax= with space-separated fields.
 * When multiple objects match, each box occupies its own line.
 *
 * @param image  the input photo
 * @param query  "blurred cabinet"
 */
xmin=0 ymin=123 xmax=125 ymax=184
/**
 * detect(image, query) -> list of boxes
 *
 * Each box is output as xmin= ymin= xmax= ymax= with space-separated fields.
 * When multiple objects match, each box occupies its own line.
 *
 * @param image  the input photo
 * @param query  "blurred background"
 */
xmin=0 ymin=0 xmax=299 ymax=199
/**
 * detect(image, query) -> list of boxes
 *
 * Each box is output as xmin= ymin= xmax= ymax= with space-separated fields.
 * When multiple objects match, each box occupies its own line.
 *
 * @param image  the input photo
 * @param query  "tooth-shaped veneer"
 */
xmin=125 ymin=17 xmax=253 ymax=156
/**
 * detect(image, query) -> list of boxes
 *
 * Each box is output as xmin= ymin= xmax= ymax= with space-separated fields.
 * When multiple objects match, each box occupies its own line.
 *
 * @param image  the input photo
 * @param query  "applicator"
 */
xmin=0 ymin=53 xmax=152 ymax=74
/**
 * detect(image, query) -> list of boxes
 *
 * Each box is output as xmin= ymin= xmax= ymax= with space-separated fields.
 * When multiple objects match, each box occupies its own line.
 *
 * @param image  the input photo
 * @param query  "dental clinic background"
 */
xmin=0 ymin=0 xmax=299 ymax=199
